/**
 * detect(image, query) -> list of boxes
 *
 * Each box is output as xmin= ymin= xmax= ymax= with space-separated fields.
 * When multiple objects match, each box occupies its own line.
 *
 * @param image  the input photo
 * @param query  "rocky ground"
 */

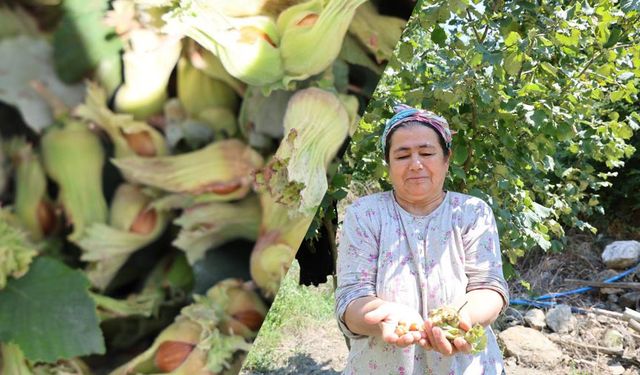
xmin=495 ymin=234 xmax=640 ymax=374
xmin=242 ymin=233 xmax=640 ymax=375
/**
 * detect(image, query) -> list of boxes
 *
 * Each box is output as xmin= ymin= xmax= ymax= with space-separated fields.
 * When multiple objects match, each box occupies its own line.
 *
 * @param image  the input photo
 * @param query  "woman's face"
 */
xmin=388 ymin=124 xmax=450 ymax=204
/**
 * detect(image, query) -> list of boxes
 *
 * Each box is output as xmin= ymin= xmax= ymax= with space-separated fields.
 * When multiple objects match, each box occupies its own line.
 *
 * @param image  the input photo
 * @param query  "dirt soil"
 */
xmin=244 ymin=319 xmax=349 ymax=375
xmin=244 ymin=232 xmax=640 ymax=374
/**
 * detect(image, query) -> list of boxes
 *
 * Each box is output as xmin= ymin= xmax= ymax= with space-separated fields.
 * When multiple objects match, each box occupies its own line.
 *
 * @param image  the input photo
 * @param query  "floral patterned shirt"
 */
xmin=335 ymin=191 xmax=509 ymax=375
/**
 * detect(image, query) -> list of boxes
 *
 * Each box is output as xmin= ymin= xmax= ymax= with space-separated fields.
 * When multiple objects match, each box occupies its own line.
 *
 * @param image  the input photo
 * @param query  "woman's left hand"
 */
xmin=420 ymin=309 xmax=473 ymax=355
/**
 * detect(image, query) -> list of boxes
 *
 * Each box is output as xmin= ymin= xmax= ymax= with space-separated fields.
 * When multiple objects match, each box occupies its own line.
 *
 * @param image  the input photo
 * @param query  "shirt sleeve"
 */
xmin=462 ymin=200 xmax=510 ymax=313
xmin=334 ymin=203 xmax=380 ymax=339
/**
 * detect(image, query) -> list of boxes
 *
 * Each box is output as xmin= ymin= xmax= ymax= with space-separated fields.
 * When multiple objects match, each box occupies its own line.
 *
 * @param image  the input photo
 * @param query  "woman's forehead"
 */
xmin=392 ymin=143 xmax=438 ymax=151
xmin=390 ymin=125 xmax=441 ymax=148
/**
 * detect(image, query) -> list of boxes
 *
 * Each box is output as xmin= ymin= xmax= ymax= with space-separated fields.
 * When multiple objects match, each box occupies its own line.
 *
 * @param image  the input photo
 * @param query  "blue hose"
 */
xmin=508 ymin=262 xmax=640 ymax=312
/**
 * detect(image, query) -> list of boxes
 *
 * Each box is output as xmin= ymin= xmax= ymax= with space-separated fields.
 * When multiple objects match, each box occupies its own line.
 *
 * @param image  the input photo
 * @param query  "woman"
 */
xmin=335 ymin=105 xmax=509 ymax=374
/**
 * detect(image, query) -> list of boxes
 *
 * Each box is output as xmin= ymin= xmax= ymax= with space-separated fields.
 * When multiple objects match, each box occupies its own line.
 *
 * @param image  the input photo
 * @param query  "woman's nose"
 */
xmin=409 ymin=154 xmax=423 ymax=170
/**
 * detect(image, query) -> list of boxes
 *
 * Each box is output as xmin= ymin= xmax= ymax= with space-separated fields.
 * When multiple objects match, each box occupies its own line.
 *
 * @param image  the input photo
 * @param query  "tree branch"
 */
xmin=324 ymin=208 xmax=351 ymax=350
xmin=480 ymin=24 xmax=490 ymax=44
xmin=575 ymin=49 xmax=605 ymax=80
xmin=463 ymin=94 xmax=478 ymax=176
xmin=548 ymin=336 xmax=624 ymax=356
xmin=466 ymin=9 xmax=482 ymax=42
xmin=323 ymin=212 xmax=338 ymax=291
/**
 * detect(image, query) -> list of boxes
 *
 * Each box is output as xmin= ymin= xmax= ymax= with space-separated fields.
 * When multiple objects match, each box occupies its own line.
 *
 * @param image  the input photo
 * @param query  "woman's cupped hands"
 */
xmin=364 ymin=301 xmax=474 ymax=355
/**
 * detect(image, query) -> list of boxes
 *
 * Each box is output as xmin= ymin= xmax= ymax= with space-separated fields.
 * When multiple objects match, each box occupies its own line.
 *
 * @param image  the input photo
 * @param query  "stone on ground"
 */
xmin=545 ymin=304 xmax=576 ymax=333
xmin=607 ymin=361 xmax=625 ymax=375
xmin=601 ymin=240 xmax=640 ymax=269
xmin=524 ymin=309 xmax=546 ymax=330
xmin=602 ymin=329 xmax=624 ymax=351
xmin=498 ymin=326 xmax=563 ymax=368
xmin=619 ymin=291 xmax=640 ymax=309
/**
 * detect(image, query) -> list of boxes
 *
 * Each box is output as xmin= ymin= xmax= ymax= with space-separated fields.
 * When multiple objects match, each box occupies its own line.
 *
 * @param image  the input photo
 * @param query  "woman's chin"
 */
xmin=405 ymin=182 xmax=431 ymax=193
xmin=398 ymin=189 xmax=431 ymax=201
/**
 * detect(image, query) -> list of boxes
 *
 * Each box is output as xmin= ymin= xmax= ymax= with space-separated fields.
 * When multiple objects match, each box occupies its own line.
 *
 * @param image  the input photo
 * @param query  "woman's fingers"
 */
xmin=363 ymin=303 xmax=392 ymax=325
xmin=398 ymin=330 xmax=423 ymax=346
xmin=421 ymin=316 xmax=476 ymax=355
xmin=431 ymin=326 xmax=454 ymax=355
xmin=458 ymin=319 xmax=472 ymax=332
xmin=458 ymin=309 xmax=473 ymax=332
xmin=422 ymin=320 xmax=437 ymax=350
xmin=409 ymin=330 xmax=422 ymax=343
xmin=423 ymin=320 xmax=454 ymax=354
xmin=418 ymin=337 xmax=432 ymax=350
xmin=396 ymin=332 xmax=413 ymax=347
xmin=453 ymin=337 xmax=472 ymax=353
xmin=364 ymin=302 xmax=428 ymax=348
xmin=379 ymin=321 xmax=400 ymax=344
xmin=364 ymin=304 xmax=401 ymax=344
xmin=384 ymin=325 xmax=423 ymax=346
xmin=418 ymin=330 xmax=432 ymax=350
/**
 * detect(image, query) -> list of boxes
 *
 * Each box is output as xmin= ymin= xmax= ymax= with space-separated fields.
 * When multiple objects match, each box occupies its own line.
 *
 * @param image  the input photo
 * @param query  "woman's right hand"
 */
xmin=420 ymin=308 xmax=473 ymax=355
xmin=363 ymin=301 xmax=426 ymax=347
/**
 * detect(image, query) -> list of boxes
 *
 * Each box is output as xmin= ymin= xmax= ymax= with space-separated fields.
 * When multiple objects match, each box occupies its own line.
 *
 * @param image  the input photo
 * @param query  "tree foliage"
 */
xmin=343 ymin=0 xmax=640 ymax=270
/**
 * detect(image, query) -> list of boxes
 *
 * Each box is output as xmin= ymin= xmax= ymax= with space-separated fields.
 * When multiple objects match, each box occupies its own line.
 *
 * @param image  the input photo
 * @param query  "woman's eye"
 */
xmin=421 ymin=153 xmax=435 ymax=157
xmin=396 ymin=155 xmax=409 ymax=160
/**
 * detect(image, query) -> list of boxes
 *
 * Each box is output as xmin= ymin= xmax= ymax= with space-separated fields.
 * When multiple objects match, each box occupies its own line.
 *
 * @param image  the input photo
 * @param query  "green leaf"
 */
xmin=53 ymin=0 xmax=122 ymax=83
xmin=331 ymin=188 xmax=348 ymax=200
xmin=613 ymin=122 xmax=634 ymax=139
xmin=469 ymin=52 xmax=483 ymax=67
xmin=610 ymin=89 xmax=626 ymax=102
xmin=504 ymin=31 xmax=521 ymax=48
xmin=504 ymin=52 xmax=523 ymax=76
xmin=520 ymin=83 xmax=545 ymax=94
xmin=431 ymin=25 xmax=447 ymax=47
xmin=603 ymin=25 xmax=623 ymax=48
xmin=620 ymin=0 xmax=640 ymax=13
xmin=556 ymin=122 xmax=575 ymax=141
xmin=502 ymin=260 xmax=516 ymax=278
xmin=477 ymin=86 xmax=492 ymax=104
xmin=596 ymin=22 xmax=611 ymax=46
xmin=531 ymin=110 xmax=548 ymax=127
xmin=554 ymin=29 xmax=580 ymax=47
xmin=0 ymin=257 xmax=105 ymax=362
xmin=450 ymin=164 xmax=466 ymax=181
xmin=479 ymin=46 xmax=502 ymax=65
xmin=453 ymin=144 xmax=468 ymax=165
xmin=540 ymin=62 xmax=558 ymax=78
xmin=398 ymin=42 xmax=414 ymax=62
xmin=531 ymin=201 xmax=552 ymax=218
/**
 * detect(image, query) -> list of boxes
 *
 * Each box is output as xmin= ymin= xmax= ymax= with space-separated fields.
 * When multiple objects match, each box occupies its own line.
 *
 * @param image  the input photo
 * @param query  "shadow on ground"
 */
xmin=244 ymin=353 xmax=342 ymax=375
